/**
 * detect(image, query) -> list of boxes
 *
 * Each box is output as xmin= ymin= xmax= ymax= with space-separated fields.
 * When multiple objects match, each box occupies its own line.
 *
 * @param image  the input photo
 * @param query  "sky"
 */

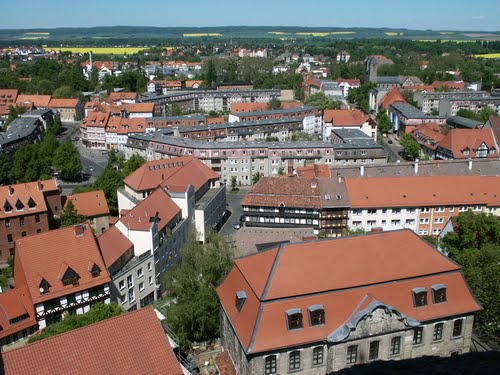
xmin=1 ymin=0 xmax=499 ymax=31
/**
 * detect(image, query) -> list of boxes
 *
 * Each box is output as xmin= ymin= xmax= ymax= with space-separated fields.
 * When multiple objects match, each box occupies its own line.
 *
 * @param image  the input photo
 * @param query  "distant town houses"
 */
xmin=323 ymin=109 xmax=378 ymax=141
xmin=241 ymin=172 xmax=500 ymax=236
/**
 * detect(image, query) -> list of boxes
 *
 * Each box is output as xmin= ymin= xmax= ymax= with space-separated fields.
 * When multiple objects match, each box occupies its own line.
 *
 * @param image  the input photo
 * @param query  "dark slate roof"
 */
xmin=446 ymin=116 xmax=483 ymax=129
xmin=231 ymin=106 xmax=319 ymax=117
xmin=0 ymin=117 xmax=40 ymax=147
xmin=390 ymin=103 xmax=429 ymax=119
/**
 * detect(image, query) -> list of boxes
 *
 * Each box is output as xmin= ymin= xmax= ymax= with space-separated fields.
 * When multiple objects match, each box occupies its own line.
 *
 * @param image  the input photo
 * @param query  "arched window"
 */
xmin=289 ymin=351 xmax=301 ymax=371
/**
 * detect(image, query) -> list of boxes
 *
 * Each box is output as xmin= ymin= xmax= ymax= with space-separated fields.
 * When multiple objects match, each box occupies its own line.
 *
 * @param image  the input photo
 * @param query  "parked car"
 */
xmin=234 ymin=223 xmax=241 ymax=230
xmin=88 ymin=166 xmax=95 ymax=172
xmin=71 ymin=136 xmax=79 ymax=141
xmin=388 ymin=139 xmax=393 ymax=144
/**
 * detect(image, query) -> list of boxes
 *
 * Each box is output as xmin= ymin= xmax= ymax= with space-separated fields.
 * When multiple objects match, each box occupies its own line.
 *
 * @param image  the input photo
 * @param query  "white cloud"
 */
xmin=471 ymin=16 xmax=486 ymax=20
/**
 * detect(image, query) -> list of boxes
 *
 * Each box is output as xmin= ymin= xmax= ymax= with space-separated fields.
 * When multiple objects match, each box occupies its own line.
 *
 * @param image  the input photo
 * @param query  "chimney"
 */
xmin=338 ymin=176 xmax=344 ymax=184
xmin=360 ymin=164 xmax=365 ymax=177
xmin=37 ymin=180 xmax=43 ymax=191
xmin=74 ymin=224 xmax=85 ymax=236
xmin=414 ymin=159 xmax=419 ymax=175
xmin=302 ymin=235 xmax=317 ymax=242
xmin=468 ymin=158 xmax=473 ymax=171
xmin=8 ymin=185 xmax=14 ymax=196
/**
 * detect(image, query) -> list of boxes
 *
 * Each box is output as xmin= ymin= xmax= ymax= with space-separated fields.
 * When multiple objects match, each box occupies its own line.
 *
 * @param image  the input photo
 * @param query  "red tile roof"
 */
xmin=432 ymin=81 xmax=465 ymax=91
xmin=123 ymin=155 xmax=220 ymax=193
xmin=323 ymin=109 xmax=369 ymax=126
xmin=241 ymin=177 xmax=323 ymax=208
xmin=2 ymin=307 xmax=183 ymax=375
xmin=118 ymin=187 xmax=181 ymax=232
xmin=185 ymin=80 xmax=203 ymax=88
xmin=16 ymin=94 xmax=51 ymax=108
xmin=488 ymin=116 xmax=500 ymax=145
xmin=97 ymin=225 xmax=134 ymax=268
xmin=280 ymin=101 xmax=304 ymax=109
xmin=123 ymin=103 xmax=154 ymax=113
xmin=0 ymin=89 xmax=18 ymax=105
xmin=14 ymin=223 xmax=111 ymax=304
xmin=216 ymin=230 xmax=481 ymax=354
xmin=0 ymin=180 xmax=58 ymax=220
xmin=66 ymin=190 xmax=110 ymax=217
xmin=108 ymin=92 xmax=138 ymax=101
xmin=231 ymin=102 xmax=268 ymax=113
xmin=82 ymin=112 xmax=111 ymax=128
xmin=49 ymin=98 xmax=79 ymax=108
xmin=379 ymin=86 xmax=407 ymax=109
xmin=346 ymin=175 xmax=500 ymax=208
xmin=0 ymin=286 xmax=37 ymax=340
xmin=438 ymin=128 xmax=498 ymax=159
xmin=295 ymin=164 xmax=331 ymax=178
xmin=411 ymin=123 xmax=445 ymax=150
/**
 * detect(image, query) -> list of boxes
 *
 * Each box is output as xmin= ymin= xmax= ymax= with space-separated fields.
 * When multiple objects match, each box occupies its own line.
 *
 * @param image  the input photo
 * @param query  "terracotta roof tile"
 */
xmin=108 ymin=92 xmax=138 ymax=101
xmin=323 ymin=109 xmax=369 ymax=125
xmin=411 ymin=123 xmax=445 ymax=150
xmin=97 ymin=225 xmax=134 ymax=268
xmin=16 ymin=94 xmax=51 ymax=108
xmin=0 ymin=286 xmax=36 ymax=340
xmin=123 ymin=103 xmax=154 ymax=113
xmin=2 ymin=307 xmax=183 ymax=375
xmin=123 ymin=156 xmax=220 ymax=193
xmin=14 ymin=223 xmax=111 ymax=304
xmin=66 ymin=190 xmax=110 ymax=217
xmin=217 ymin=230 xmax=481 ymax=354
xmin=118 ymin=187 xmax=181 ymax=232
xmin=379 ymin=86 xmax=407 ymax=109
xmin=0 ymin=89 xmax=18 ymax=105
xmin=437 ymin=128 xmax=498 ymax=159
xmin=231 ymin=102 xmax=268 ymax=113
xmin=346 ymin=175 xmax=500 ymax=208
xmin=82 ymin=112 xmax=111 ymax=128
xmin=49 ymin=98 xmax=79 ymax=108
xmin=0 ymin=180 xmax=58 ymax=220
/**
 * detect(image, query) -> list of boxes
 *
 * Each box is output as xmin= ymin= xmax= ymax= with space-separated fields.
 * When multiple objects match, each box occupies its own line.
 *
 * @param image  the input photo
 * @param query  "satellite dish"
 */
xmin=39 ymin=287 xmax=45 ymax=293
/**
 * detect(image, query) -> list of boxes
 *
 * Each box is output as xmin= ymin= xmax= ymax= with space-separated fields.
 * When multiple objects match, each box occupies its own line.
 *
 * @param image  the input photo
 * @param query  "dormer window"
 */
xmin=28 ymin=197 xmax=36 ymax=209
xmin=308 ymin=305 xmax=325 ymax=326
xmin=286 ymin=309 xmax=303 ymax=330
xmin=39 ymin=278 xmax=51 ymax=294
xmin=412 ymin=287 xmax=427 ymax=307
xmin=62 ymin=266 xmax=80 ymax=286
xmin=90 ymin=263 xmax=101 ymax=278
xmin=432 ymin=284 xmax=447 ymax=303
xmin=235 ymin=290 xmax=247 ymax=312
xmin=4 ymin=201 xmax=13 ymax=213
xmin=15 ymin=199 xmax=24 ymax=211
xmin=462 ymin=149 xmax=470 ymax=156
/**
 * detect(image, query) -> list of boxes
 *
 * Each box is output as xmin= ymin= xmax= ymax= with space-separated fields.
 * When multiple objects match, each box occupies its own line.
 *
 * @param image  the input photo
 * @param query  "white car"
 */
xmin=234 ymin=223 xmax=241 ymax=230
xmin=88 ymin=166 xmax=95 ymax=172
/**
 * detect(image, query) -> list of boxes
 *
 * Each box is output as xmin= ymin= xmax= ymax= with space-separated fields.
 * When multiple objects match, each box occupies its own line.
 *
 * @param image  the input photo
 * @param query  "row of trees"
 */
xmin=0 ymin=124 xmax=82 ymax=185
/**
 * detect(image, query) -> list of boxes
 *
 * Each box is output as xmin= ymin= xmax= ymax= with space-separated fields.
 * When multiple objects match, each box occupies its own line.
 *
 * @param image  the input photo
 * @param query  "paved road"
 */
xmin=56 ymin=122 xmax=109 ymax=194
xmin=381 ymin=133 xmax=404 ymax=162
xmin=220 ymin=186 xmax=250 ymax=237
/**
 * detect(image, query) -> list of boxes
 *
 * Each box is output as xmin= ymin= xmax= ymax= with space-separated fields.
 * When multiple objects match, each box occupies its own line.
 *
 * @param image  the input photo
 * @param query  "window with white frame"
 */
xmin=434 ymin=217 xmax=444 ymax=224
xmin=265 ymin=355 xmax=277 ymax=374
xmin=119 ymin=280 xmax=125 ymax=290
xmin=137 ymin=268 xmax=143 ymax=278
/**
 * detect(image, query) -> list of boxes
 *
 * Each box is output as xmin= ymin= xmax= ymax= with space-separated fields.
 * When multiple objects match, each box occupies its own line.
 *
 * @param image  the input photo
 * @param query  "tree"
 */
xmin=52 ymin=140 xmax=82 ymax=181
xmin=59 ymin=200 xmax=86 ymax=227
xmin=376 ymin=111 xmax=392 ymax=134
xmin=400 ymin=133 xmax=421 ymax=160
xmin=346 ymin=227 xmax=367 ymax=236
xmin=203 ymin=58 xmax=217 ymax=87
xmin=164 ymin=231 xmax=233 ymax=348
xmin=230 ymin=176 xmax=238 ymax=192
xmin=28 ymin=302 xmax=122 ymax=343
xmin=168 ymin=103 xmax=183 ymax=116
xmin=122 ymin=154 xmax=146 ymax=178
xmin=94 ymin=165 xmax=123 ymax=216
xmin=0 ymin=154 xmax=10 ymax=185
xmin=52 ymin=85 xmax=82 ymax=100
xmin=304 ymin=92 xmax=341 ymax=110
xmin=291 ymin=131 xmax=314 ymax=141
xmin=267 ymin=97 xmax=281 ymax=110
xmin=252 ymin=172 xmax=262 ymax=184
xmin=441 ymin=211 xmax=500 ymax=338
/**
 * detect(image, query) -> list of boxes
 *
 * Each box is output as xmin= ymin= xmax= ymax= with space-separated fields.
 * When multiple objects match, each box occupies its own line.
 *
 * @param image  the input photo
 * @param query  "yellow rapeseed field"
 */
xmin=270 ymin=31 xmax=355 ymax=37
xmin=473 ymin=53 xmax=500 ymax=59
xmin=45 ymin=47 xmax=144 ymax=54
xmin=385 ymin=32 xmax=403 ymax=36
xmin=183 ymin=33 xmax=222 ymax=37
xmin=18 ymin=36 xmax=50 ymax=40
xmin=23 ymin=32 xmax=50 ymax=35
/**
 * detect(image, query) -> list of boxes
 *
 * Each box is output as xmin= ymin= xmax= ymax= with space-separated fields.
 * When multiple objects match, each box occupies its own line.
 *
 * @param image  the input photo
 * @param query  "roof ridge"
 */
xmin=260 ymin=243 xmax=285 ymax=301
